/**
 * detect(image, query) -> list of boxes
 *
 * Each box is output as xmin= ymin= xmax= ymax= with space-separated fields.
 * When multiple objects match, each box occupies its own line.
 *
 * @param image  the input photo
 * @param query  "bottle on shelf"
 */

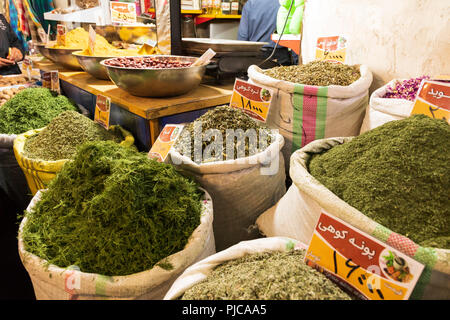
xmin=214 ymin=0 xmax=221 ymax=14
xmin=221 ymin=0 xmax=231 ymax=15
xmin=202 ymin=0 xmax=208 ymax=14
xmin=207 ymin=0 xmax=214 ymax=14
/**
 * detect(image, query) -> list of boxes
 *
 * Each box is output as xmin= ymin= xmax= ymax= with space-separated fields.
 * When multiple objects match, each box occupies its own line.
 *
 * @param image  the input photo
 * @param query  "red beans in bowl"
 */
xmin=104 ymin=57 xmax=193 ymax=69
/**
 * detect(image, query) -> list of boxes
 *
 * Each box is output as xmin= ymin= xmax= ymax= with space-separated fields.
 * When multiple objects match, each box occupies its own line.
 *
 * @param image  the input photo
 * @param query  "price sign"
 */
xmin=42 ymin=70 xmax=60 ymax=94
xmin=56 ymin=24 xmax=67 ymax=47
xmin=94 ymin=95 xmax=111 ymax=130
xmin=315 ymin=36 xmax=347 ymax=63
xmin=88 ymin=25 xmax=96 ymax=55
xmin=229 ymin=79 xmax=273 ymax=122
xmin=110 ymin=1 xmax=137 ymax=24
xmin=23 ymin=58 xmax=33 ymax=81
xmin=148 ymin=124 xmax=184 ymax=162
xmin=305 ymin=211 xmax=424 ymax=300
xmin=410 ymin=80 xmax=450 ymax=123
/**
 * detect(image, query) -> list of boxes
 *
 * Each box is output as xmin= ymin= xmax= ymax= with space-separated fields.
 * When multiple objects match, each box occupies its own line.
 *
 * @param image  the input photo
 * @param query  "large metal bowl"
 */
xmin=101 ymin=56 xmax=206 ymax=97
xmin=46 ymin=47 xmax=82 ymax=70
xmin=72 ymin=51 xmax=112 ymax=80
xmin=35 ymin=43 xmax=52 ymax=60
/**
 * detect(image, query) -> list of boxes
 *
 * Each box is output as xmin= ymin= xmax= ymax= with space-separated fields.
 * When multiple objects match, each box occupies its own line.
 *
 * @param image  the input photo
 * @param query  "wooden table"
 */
xmin=34 ymin=59 xmax=234 ymax=150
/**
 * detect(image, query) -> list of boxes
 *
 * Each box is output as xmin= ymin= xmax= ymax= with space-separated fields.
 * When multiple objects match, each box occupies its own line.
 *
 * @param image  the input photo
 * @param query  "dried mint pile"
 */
xmin=263 ymin=60 xmax=361 ymax=86
xmin=0 ymin=88 xmax=78 ymax=134
xmin=21 ymin=141 xmax=203 ymax=276
xmin=175 ymin=105 xmax=273 ymax=163
xmin=309 ymin=115 xmax=450 ymax=248
xmin=181 ymin=249 xmax=352 ymax=300
xmin=23 ymin=111 xmax=123 ymax=161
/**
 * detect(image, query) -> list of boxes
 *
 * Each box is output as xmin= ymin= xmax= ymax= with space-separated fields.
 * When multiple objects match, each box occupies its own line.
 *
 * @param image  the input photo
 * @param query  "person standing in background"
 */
xmin=0 ymin=13 xmax=24 ymax=75
xmin=238 ymin=0 xmax=294 ymax=65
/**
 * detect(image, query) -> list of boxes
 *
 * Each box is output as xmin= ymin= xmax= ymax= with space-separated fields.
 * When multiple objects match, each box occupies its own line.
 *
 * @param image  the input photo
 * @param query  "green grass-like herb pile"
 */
xmin=21 ymin=141 xmax=204 ymax=276
xmin=309 ymin=115 xmax=450 ymax=248
xmin=0 ymin=87 xmax=78 ymax=134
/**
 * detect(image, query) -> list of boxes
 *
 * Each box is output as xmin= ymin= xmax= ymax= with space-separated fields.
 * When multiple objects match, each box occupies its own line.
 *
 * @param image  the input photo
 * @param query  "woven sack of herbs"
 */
xmin=164 ymin=237 xmax=354 ymax=300
xmin=168 ymin=105 xmax=286 ymax=252
xmin=247 ymin=60 xmax=373 ymax=175
xmin=257 ymin=115 xmax=450 ymax=300
xmin=13 ymin=111 xmax=135 ymax=195
xmin=17 ymin=141 xmax=215 ymax=300
xmin=0 ymin=88 xmax=79 ymax=209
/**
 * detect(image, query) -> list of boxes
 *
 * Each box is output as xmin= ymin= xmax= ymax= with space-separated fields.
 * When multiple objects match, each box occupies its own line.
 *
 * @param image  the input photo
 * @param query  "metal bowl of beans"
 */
xmin=100 ymin=55 xmax=206 ymax=97
xmin=35 ymin=43 xmax=52 ymax=60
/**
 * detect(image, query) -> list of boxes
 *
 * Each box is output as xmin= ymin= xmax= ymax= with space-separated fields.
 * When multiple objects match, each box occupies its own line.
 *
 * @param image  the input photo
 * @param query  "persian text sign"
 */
xmin=110 ymin=1 xmax=137 ymax=24
xmin=148 ymin=124 xmax=184 ymax=162
xmin=56 ymin=24 xmax=66 ymax=47
xmin=229 ymin=79 xmax=273 ymax=122
xmin=42 ymin=70 xmax=60 ymax=94
xmin=315 ymin=36 xmax=347 ymax=63
xmin=411 ymin=80 xmax=450 ymax=123
xmin=94 ymin=95 xmax=111 ymax=129
xmin=305 ymin=211 xmax=424 ymax=300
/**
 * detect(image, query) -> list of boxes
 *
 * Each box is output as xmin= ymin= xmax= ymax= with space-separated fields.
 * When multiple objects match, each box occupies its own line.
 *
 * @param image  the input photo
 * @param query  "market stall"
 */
xmin=0 ymin=0 xmax=448 ymax=304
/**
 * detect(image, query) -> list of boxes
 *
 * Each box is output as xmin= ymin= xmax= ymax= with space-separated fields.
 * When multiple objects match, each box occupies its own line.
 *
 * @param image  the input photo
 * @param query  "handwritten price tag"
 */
xmin=110 ymin=1 xmax=137 ymax=24
xmin=305 ymin=211 xmax=424 ymax=300
xmin=315 ymin=36 xmax=347 ymax=63
xmin=94 ymin=95 xmax=111 ymax=130
xmin=410 ymin=80 xmax=450 ymax=123
xmin=229 ymin=79 xmax=273 ymax=122
xmin=42 ymin=70 xmax=60 ymax=94
xmin=56 ymin=24 xmax=66 ymax=47
xmin=148 ymin=124 xmax=184 ymax=162
xmin=88 ymin=25 xmax=96 ymax=55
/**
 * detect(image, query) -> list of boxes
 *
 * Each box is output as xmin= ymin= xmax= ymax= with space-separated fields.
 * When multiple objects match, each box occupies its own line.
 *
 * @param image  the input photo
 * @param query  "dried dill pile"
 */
xmin=0 ymin=88 xmax=78 ymax=134
xmin=309 ymin=115 xmax=450 ymax=248
xmin=181 ymin=250 xmax=351 ymax=300
xmin=23 ymin=111 xmax=122 ymax=161
xmin=263 ymin=60 xmax=360 ymax=86
xmin=174 ymin=105 xmax=273 ymax=163
xmin=21 ymin=141 xmax=203 ymax=276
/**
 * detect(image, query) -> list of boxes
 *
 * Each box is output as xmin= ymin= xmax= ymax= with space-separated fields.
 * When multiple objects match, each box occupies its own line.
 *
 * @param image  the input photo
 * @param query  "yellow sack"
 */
xmin=13 ymin=125 xmax=135 ymax=195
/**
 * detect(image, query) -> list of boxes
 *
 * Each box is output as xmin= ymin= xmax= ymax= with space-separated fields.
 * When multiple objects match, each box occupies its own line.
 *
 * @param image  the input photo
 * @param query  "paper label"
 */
xmin=110 ymin=1 xmax=137 ymax=24
xmin=56 ymin=24 xmax=66 ymax=47
xmin=315 ymin=36 xmax=347 ymax=63
xmin=148 ymin=124 xmax=184 ymax=162
xmin=410 ymin=80 xmax=450 ymax=123
xmin=305 ymin=211 xmax=424 ymax=300
xmin=94 ymin=95 xmax=111 ymax=129
xmin=42 ymin=70 xmax=60 ymax=93
xmin=88 ymin=25 xmax=96 ymax=55
xmin=229 ymin=78 xmax=273 ymax=122
xmin=23 ymin=58 xmax=33 ymax=81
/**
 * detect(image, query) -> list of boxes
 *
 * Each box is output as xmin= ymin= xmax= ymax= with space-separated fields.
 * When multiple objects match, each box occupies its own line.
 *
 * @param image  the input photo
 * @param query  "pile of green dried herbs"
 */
xmin=181 ymin=249 xmax=352 ymax=300
xmin=174 ymin=105 xmax=273 ymax=163
xmin=0 ymin=88 xmax=78 ymax=135
xmin=23 ymin=111 xmax=123 ymax=161
xmin=21 ymin=141 xmax=203 ymax=276
xmin=309 ymin=115 xmax=450 ymax=248
xmin=263 ymin=60 xmax=361 ymax=86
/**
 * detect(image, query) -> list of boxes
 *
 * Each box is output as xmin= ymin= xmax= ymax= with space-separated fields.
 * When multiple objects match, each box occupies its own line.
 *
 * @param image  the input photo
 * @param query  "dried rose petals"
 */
xmin=382 ymin=76 xmax=430 ymax=101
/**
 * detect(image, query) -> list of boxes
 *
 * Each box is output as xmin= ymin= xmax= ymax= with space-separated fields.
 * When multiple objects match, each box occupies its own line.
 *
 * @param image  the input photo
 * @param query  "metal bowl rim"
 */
xmin=100 ymin=55 xmax=204 ymax=71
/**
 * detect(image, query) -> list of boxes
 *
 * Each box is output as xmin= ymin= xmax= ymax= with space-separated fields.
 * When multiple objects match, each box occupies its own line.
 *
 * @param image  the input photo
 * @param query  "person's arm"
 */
xmin=4 ymin=16 xmax=24 ymax=62
xmin=237 ymin=2 xmax=251 ymax=41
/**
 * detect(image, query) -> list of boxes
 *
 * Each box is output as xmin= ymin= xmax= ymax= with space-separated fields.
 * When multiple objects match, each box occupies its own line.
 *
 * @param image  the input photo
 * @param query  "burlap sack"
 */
xmin=18 ymin=189 xmax=216 ymax=300
xmin=169 ymin=133 xmax=286 ymax=251
xmin=257 ymin=137 xmax=450 ymax=299
xmin=247 ymin=64 xmax=372 ymax=173
xmin=164 ymin=237 xmax=307 ymax=300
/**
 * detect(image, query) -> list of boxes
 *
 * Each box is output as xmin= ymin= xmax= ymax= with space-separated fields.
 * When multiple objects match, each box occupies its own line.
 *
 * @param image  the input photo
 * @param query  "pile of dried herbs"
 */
xmin=21 ymin=141 xmax=203 ymax=276
xmin=263 ymin=60 xmax=361 ymax=86
xmin=174 ymin=105 xmax=273 ymax=163
xmin=0 ymin=88 xmax=78 ymax=134
xmin=23 ymin=111 xmax=123 ymax=161
xmin=181 ymin=249 xmax=352 ymax=300
xmin=309 ymin=115 xmax=450 ymax=248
